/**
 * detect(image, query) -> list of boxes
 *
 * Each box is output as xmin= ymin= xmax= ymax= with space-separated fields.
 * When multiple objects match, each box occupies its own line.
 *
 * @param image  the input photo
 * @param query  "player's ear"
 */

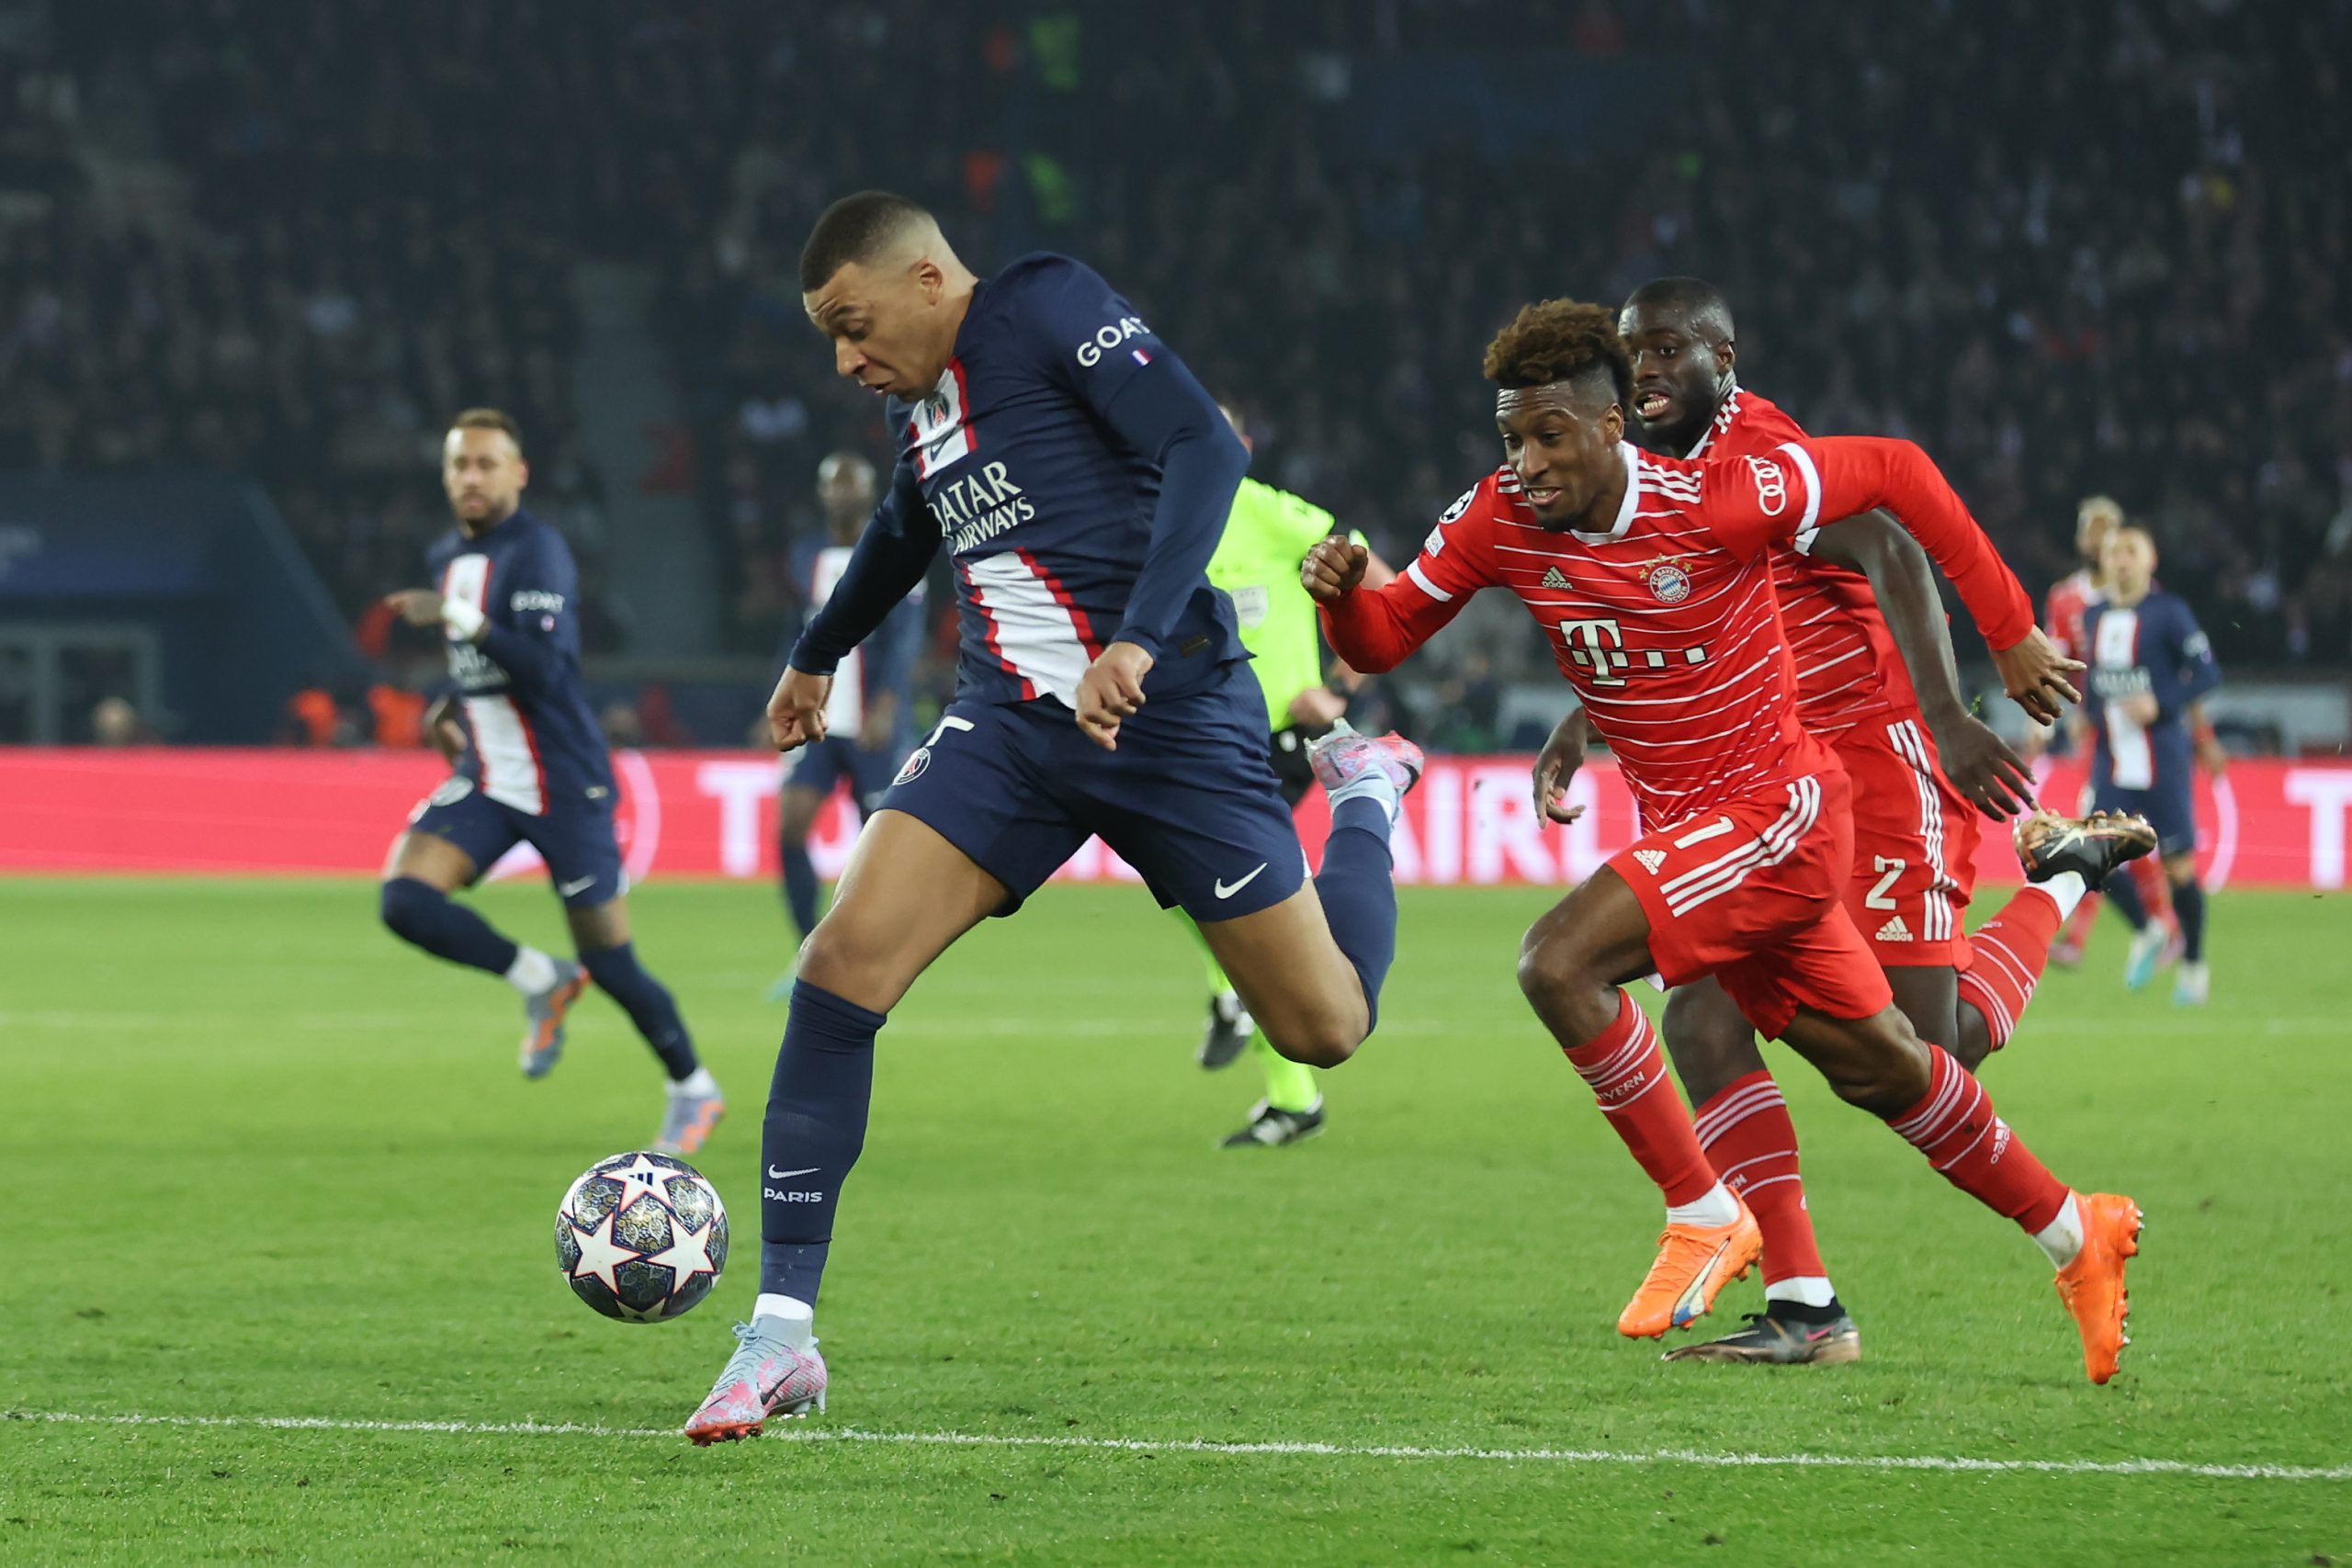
xmin=1602 ymin=401 xmax=1624 ymax=444
xmin=912 ymin=257 xmax=944 ymax=304
xmin=1716 ymin=337 xmax=1737 ymax=377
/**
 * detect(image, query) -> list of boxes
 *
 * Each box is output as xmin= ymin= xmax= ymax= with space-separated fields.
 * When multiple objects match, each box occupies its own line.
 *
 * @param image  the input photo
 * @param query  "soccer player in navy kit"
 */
xmin=684 ymin=193 xmax=1420 ymax=1442
xmin=379 ymin=410 xmax=725 ymax=1155
xmin=2082 ymin=525 xmax=2222 ymax=1004
xmin=773 ymin=450 xmax=923 ymax=979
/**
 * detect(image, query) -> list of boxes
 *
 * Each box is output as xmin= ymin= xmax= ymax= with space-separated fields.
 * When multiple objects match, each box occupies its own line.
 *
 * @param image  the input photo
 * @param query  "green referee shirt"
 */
xmin=1208 ymin=476 xmax=1358 ymax=732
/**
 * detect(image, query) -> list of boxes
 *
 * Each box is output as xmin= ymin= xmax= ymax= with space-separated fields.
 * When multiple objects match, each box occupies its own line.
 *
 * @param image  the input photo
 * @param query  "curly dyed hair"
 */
xmin=1482 ymin=299 xmax=1634 ymax=411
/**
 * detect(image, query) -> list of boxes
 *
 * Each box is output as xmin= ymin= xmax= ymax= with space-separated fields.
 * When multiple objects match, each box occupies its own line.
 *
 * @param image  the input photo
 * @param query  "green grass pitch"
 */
xmin=5 ymin=877 xmax=2349 ymax=1563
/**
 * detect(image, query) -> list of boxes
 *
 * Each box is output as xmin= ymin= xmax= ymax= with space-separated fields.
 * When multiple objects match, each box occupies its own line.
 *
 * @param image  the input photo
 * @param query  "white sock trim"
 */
xmin=2032 ymin=1191 xmax=2085 ymax=1269
xmin=753 ymin=1293 xmax=817 ymax=1348
xmin=1326 ymin=769 xmax=1399 ymax=826
xmin=504 ymin=946 xmax=559 ymax=995
xmin=1666 ymin=1182 xmax=1741 ymax=1230
xmin=2029 ymin=870 xmax=2088 ymax=921
xmin=1764 ymin=1275 xmax=1838 ymax=1309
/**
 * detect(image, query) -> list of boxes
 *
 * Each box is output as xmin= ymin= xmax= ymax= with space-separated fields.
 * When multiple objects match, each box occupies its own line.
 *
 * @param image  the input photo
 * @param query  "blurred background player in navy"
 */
xmin=379 ymin=409 xmax=725 ymax=1154
xmin=2082 ymin=525 xmax=2222 ymax=1004
xmin=771 ymin=450 xmax=922 ymax=996
xmin=684 ymin=192 xmax=1419 ymax=1444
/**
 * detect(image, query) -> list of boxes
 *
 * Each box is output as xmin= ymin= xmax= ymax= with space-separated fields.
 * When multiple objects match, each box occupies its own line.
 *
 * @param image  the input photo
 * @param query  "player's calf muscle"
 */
xmin=1781 ymin=1007 xmax=1932 ymax=1113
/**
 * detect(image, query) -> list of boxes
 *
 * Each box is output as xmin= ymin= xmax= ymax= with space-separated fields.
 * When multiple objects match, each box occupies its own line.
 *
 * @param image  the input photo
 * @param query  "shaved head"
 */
xmin=1622 ymin=276 xmax=1735 ymax=344
xmin=800 ymin=191 xmax=941 ymax=294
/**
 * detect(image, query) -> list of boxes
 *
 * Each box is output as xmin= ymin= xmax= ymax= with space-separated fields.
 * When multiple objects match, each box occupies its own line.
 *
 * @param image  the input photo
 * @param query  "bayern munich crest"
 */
xmin=1646 ymin=561 xmax=1692 ymax=604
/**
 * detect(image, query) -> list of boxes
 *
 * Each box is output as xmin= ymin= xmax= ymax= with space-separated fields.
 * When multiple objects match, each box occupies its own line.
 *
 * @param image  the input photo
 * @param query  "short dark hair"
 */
xmin=800 ymin=190 xmax=932 ymax=292
xmin=1622 ymin=276 xmax=1735 ymax=342
xmin=1483 ymin=299 xmax=1634 ymax=411
xmin=449 ymin=407 xmax=524 ymax=453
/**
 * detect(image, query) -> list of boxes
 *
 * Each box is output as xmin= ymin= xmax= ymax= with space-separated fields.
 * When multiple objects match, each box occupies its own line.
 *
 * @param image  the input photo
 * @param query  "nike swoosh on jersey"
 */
xmin=1214 ymin=863 xmax=1269 ymax=899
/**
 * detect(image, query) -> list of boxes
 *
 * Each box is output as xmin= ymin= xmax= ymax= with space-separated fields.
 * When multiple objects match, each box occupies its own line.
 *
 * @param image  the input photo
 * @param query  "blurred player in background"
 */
xmin=770 ymin=451 xmax=923 ymax=997
xmin=2043 ymin=496 xmax=2173 ymax=963
xmin=2083 ymin=525 xmax=2222 ymax=1003
xmin=379 ymin=410 xmax=724 ymax=1155
xmin=1315 ymin=301 xmax=2141 ymax=1384
xmin=1516 ymin=279 xmax=2154 ymax=1362
xmin=1185 ymin=401 xmax=1396 ymax=1147
xmin=686 ymin=194 xmax=1420 ymax=1442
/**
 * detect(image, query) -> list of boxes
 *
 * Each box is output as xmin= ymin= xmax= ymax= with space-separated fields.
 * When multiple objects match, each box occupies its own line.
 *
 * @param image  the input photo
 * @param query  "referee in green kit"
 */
xmin=1182 ymin=403 xmax=1396 ymax=1146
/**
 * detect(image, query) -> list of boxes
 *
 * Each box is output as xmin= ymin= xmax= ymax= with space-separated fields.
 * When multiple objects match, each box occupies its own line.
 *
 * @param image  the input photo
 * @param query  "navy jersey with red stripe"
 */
xmin=874 ymin=253 xmax=1245 ymax=706
xmin=2083 ymin=588 xmax=2220 ymax=793
xmin=426 ymin=507 xmax=611 ymax=816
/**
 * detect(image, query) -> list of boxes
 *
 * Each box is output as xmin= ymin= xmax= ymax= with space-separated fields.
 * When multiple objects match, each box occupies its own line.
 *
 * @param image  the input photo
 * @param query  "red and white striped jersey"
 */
xmin=1323 ymin=436 xmax=2035 ymax=830
xmin=2044 ymin=568 xmax=2105 ymax=665
xmin=1680 ymin=388 xmax=1917 ymax=739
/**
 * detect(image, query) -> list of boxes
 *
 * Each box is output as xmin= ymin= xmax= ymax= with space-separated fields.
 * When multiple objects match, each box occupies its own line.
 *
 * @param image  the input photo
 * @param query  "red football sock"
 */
xmin=1693 ymin=1070 xmax=1824 ymax=1284
xmin=1956 ymin=884 xmax=2066 ymax=1051
xmin=1563 ymin=991 xmax=1718 ymax=1207
xmin=1886 ymin=1045 xmax=2068 ymax=1233
xmin=2129 ymin=854 xmax=2176 ymax=929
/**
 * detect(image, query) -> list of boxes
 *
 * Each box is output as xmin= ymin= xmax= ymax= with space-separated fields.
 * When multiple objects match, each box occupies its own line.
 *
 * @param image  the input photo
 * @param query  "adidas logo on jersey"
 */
xmin=1876 ymin=915 xmax=1914 ymax=942
xmin=1542 ymin=566 xmax=1572 ymax=590
xmin=1633 ymin=849 xmax=1667 ymax=874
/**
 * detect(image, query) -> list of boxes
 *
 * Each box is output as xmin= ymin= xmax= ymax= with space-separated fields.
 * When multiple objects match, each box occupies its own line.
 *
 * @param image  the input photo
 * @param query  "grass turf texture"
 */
xmin=4 ymin=877 xmax=2348 ymax=1564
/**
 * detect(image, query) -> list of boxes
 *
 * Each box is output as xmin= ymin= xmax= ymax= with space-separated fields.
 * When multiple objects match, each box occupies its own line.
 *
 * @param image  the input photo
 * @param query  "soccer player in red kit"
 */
xmin=1516 ymin=279 xmax=2156 ymax=1363
xmin=1308 ymin=299 xmax=2142 ymax=1383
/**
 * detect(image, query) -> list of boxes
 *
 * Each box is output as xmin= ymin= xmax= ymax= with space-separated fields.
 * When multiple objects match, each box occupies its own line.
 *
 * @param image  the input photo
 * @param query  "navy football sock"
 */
xmin=759 ymin=980 xmax=883 ymax=1305
xmin=1312 ymin=795 xmax=1399 ymax=1031
xmin=379 ymin=877 xmax=517 ymax=976
xmin=2172 ymin=878 xmax=2206 ymax=963
xmin=782 ymin=840 xmax=821 ymax=940
xmin=578 ymin=942 xmax=699 ymax=1078
xmin=2101 ymin=865 xmax=2153 ymax=931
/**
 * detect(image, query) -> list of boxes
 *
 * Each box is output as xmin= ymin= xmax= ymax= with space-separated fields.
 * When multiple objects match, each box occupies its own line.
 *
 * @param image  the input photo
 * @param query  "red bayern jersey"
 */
xmin=2044 ymin=568 xmax=2104 ymax=664
xmin=1322 ymin=436 xmax=2035 ymax=829
xmin=1681 ymin=388 xmax=1919 ymax=738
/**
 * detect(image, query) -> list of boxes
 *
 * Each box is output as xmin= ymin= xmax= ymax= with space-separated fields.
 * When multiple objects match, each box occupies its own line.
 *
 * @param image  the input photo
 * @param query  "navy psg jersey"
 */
xmin=2082 ymin=587 xmax=2221 ymax=793
xmin=872 ymin=253 xmax=1245 ymax=706
xmin=426 ymin=507 xmax=612 ymax=815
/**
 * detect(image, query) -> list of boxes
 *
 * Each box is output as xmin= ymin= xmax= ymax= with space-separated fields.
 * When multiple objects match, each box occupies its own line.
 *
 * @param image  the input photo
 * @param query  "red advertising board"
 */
xmin=5 ymin=748 xmax=2349 ymax=892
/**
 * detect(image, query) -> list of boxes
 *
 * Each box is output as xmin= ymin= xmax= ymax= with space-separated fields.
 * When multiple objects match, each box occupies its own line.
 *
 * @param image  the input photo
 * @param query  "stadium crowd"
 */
xmin=4 ymin=0 xmax=2344 ymax=701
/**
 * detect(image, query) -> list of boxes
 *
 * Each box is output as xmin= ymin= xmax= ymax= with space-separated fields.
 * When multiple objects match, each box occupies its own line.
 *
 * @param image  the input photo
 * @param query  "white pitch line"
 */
xmin=6 ymin=1411 xmax=2346 ymax=1483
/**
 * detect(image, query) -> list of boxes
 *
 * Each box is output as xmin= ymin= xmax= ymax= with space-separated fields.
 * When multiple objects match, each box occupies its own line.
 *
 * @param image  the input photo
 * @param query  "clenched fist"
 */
xmin=1302 ymin=536 xmax=1370 ymax=604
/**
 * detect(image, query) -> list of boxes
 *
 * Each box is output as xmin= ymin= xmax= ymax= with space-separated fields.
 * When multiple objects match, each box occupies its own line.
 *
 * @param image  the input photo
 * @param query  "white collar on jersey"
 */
xmin=1570 ymin=442 xmax=1645 ymax=545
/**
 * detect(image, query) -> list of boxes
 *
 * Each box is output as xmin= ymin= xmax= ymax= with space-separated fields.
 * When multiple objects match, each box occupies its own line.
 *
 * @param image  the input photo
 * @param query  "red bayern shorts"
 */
xmin=1613 ymin=767 xmax=1894 ymax=1038
xmin=1830 ymin=716 xmax=1982 ymax=969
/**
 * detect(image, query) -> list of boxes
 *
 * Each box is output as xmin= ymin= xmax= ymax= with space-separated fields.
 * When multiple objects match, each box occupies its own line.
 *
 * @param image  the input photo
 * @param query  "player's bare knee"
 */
xmin=1516 ymin=929 xmax=1595 ymax=1021
xmin=794 ymin=917 xmax=899 ymax=1010
xmin=1951 ymin=1003 xmax=1994 ymax=1073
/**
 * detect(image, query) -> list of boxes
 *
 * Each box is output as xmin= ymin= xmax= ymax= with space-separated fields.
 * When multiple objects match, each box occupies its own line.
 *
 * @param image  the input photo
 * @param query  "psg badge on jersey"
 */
xmin=1645 ymin=559 xmax=1693 ymax=604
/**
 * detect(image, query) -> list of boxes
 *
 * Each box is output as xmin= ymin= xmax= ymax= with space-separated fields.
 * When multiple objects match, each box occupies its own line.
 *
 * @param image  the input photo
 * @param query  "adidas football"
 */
xmin=554 ymin=1150 xmax=729 ymax=1322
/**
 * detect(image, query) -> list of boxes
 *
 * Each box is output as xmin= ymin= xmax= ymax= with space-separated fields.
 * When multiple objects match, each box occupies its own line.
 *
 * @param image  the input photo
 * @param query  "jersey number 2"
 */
xmin=1864 ymin=856 xmax=1905 ymax=910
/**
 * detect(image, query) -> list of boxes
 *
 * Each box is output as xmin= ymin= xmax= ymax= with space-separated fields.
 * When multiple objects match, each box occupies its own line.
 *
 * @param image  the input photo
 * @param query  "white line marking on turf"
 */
xmin=7 ymin=1411 xmax=2346 ymax=1483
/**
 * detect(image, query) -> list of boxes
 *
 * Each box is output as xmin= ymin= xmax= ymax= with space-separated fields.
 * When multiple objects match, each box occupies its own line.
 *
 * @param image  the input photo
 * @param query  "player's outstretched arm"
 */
xmin=1305 ymin=536 xmax=1463 ymax=673
xmin=1811 ymin=512 xmax=2036 ymax=817
xmin=1791 ymin=436 xmax=2081 ymax=725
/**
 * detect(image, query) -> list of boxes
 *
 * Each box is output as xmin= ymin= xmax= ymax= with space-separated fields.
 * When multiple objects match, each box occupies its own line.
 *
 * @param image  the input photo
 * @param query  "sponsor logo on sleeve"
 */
xmin=1743 ymin=456 xmax=1789 ymax=516
xmin=1074 ymin=315 xmax=1153 ymax=367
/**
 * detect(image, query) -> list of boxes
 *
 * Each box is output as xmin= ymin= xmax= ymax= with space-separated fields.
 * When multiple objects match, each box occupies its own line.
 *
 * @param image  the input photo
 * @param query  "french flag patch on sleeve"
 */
xmin=1131 ymin=347 xmax=1152 ymax=367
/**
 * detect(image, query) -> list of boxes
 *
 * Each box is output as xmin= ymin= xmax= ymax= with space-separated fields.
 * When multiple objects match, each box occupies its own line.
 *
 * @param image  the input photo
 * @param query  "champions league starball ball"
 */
xmin=554 ymin=1151 xmax=729 ymax=1322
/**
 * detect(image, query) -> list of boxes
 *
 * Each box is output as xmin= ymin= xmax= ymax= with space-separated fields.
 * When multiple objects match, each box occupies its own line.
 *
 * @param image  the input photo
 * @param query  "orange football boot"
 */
xmin=1618 ymin=1201 xmax=1763 ymax=1338
xmin=2055 ymin=1191 xmax=2143 ymax=1384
